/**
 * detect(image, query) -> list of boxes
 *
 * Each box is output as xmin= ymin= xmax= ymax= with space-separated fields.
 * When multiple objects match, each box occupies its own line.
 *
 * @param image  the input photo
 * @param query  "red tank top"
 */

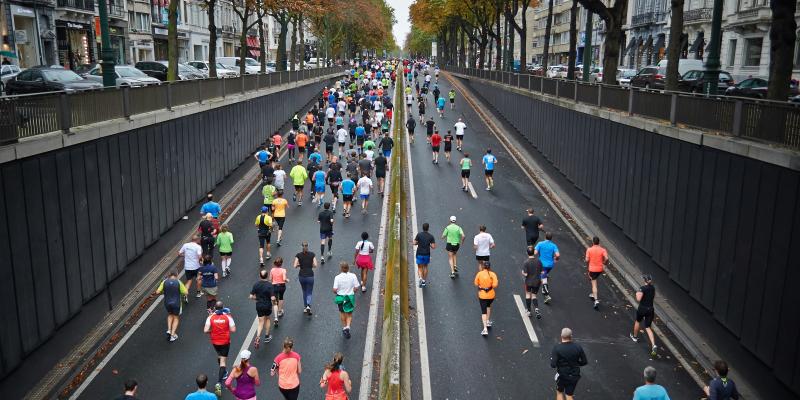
xmin=209 ymin=314 xmax=232 ymax=345
xmin=326 ymin=369 xmax=345 ymax=395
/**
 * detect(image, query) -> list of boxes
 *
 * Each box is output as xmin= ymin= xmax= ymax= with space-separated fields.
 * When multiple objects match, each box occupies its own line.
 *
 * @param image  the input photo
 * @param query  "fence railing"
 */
xmin=0 ymin=66 xmax=342 ymax=145
xmin=445 ymin=65 xmax=800 ymax=151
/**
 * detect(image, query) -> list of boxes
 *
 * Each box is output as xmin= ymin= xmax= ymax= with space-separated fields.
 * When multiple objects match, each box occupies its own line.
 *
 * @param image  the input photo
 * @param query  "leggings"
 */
xmin=299 ymin=276 xmax=314 ymax=307
xmin=280 ymin=385 xmax=300 ymax=400
xmin=287 ymin=145 xmax=295 ymax=159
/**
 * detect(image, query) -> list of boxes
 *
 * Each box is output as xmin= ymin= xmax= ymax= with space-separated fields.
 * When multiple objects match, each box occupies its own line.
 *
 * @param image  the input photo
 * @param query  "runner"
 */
xmin=521 ymin=208 xmax=544 ymax=247
xmin=293 ymin=242 xmax=318 ymax=314
xmin=200 ymin=193 xmax=222 ymax=219
xmin=263 ymin=177 xmax=277 ymax=211
xmin=459 ymin=152 xmax=472 ymax=192
xmin=703 ymin=361 xmax=740 ymax=400
xmin=185 ymin=374 xmax=216 ymax=400
xmin=406 ymin=91 xmax=414 ymax=110
xmin=472 ymin=225 xmax=496 ymax=270
xmin=378 ymin=131 xmax=394 ymax=158
xmin=320 ymin=353 xmax=352 ymax=399
xmin=436 ymin=95 xmax=446 ymax=118
xmin=521 ymin=246 xmax=543 ymax=319
xmin=295 ymin=130 xmax=309 ymax=162
xmin=482 ymin=148 xmax=497 ymax=191
xmin=326 ymin=157 xmax=343 ymax=212
xmin=254 ymin=146 xmax=271 ymax=169
xmin=305 ymin=110 xmax=315 ymax=132
xmin=255 ymin=206 xmax=273 ymax=265
xmin=179 ymin=235 xmax=203 ymax=300
xmin=353 ymin=232 xmax=375 ymax=293
xmin=630 ymin=274 xmax=658 ymax=357
xmin=289 ymin=160 xmax=308 ymax=206
xmin=406 ymin=114 xmax=417 ymax=144
xmin=273 ymin=164 xmax=286 ymax=193
xmin=204 ymin=301 xmax=236 ymax=395
xmin=286 ymin=129 xmax=297 ymax=162
xmin=534 ymin=232 xmax=560 ymax=304
xmin=356 ymin=173 xmax=373 ymax=214
xmin=312 ymin=166 xmax=327 ymax=207
xmin=250 ymin=269 xmax=274 ymax=349
xmin=269 ymin=257 xmax=289 ymax=325
xmin=430 ymin=130 xmax=442 ymax=164
xmin=443 ymin=130 xmax=454 ymax=162
xmin=156 ymin=270 xmax=187 ymax=342
xmin=336 ymin=125 xmax=348 ymax=157
xmin=341 ymin=173 xmax=356 ymax=218
xmin=448 ymin=89 xmax=456 ymax=110
xmin=323 ymin=128 xmax=337 ymax=162
xmin=198 ymin=213 xmax=217 ymax=257
xmin=318 ymin=202 xmax=335 ymax=263
xmin=224 ymin=350 xmax=260 ymax=400
xmin=271 ymin=337 xmax=302 ymax=400
xmin=550 ymin=327 xmax=588 ymax=400
xmin=586 ymin=236 xmax=609 ymax=310
xmin=374 ymin=151 xmax=388 ymax=195
xmin=424 ymin=116 xmax=436 ymax=144
xmin=633 ymin=367 xmax=670 ymax=400
xmin=454 ymin=118 xmax=467 ymax=151
xmin=198 ymin=255 xmax=220 ymax=313
xmin=418 ymin=98 xmax=426 ymax=125
xmin=333 ymin=262 xmax=360 ymax=339
xmin=474 ymin=261 xmax=498 ymax=336
xmin=413 ymin=222 xmax=436 ymax=287
xmin=355 ymin=123 xmax=366 ymax=153
xmin=271 ymin=191 xmax=288 ymax=246
xmin=441 ymin=216 xmax=465 ymax=278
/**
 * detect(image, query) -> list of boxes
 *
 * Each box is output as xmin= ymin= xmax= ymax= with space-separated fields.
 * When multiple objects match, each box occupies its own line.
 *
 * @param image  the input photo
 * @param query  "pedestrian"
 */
xmin=204 ymin=301 xmax=236 ymax=395
xmin=354 ymin=232 xmax=375 ymax=293
xmin=630 ymin=274 xmax=658 ymax=357
xmin=430 ymin=130 xmax=442 ymax=164
xmin=272 ymin=337 xmax=302 ymax=400
xmin=324 ymin=128 xmax=337 ymax=162
xmin=333 ymin=262 xmax=360 ymax=339
xmin=521 ymin=208 xmax=544 ymax=247
xmin=255 ymin=146 xmax=271 ymax=169
xmin=378 ymin=131 xmax=394 ymax=158
xmin=185 ymin=374 xmax=216 ymax=400
xmin=198 ymin=213 xmax=217 ymax=257
xmin=293 ymin=241 xmax=318 ymax=315
xmin=418 ymin=99 xmax=426 ymax=124
xmin=225 ymin=350 xmax=261 ymax=400
xmin=443 ymin=130 xmax=453 ymax=162
xmin=179 ymin=235 xmax=203 ymax=300
xmin=320 ymin=352 xmax=352 ymax=399
xmin=318 ymin=202 xmax=335 ymax=264
xmin=585 ymin=236 xmax=609 ymax=310
xmin=295 ymin=131 xmax=309 ymax=162
xmin=356 ymin=173 xmax=373 ymax=214
xmin=113 ymin=379 xmax=139 ymax=400
xmin=255 ymin=206 xmax=273 ymax=266
xmin=215 ymin=224 xmax=234 ymax=277
xmin=200 ymin=193 xmax=222 ymax=219
xmin=198 ymin=255 xmax=220 ymax=313
xmin=550 ymin=327 xmax=588 ymax=400
xmin=473 ymin=225 xmax=496 ymax=270
xmin=271 ymin=191 xmax=288 ymax=246
xmin=424 ymin=116 xmax=435 ymax=143
xmin=474 ymin=261 xmax=498 ymax=336
xmin=441 ymin=216 xmax=465 ymax=278
xmin=703 ymin=360 xmax=740 ymax=400
xmin=406 ymin=114 xmax=417 ymax=144
xmin=327 ymin=157 xmax=343 ymax=212
xmin=454 ymin=118 xmax=467 ymax=151
xmin=633 ymin=366 xmax=670 ymax=400
xmin=436 ymin=95 xmax=446 ymax=118
xmin=413 ymin=222 xmax=436 ymax=288
xmin=157 ymin=270 xmax=187 ymax=342
xmin=482 ymin=149 xmax=497 ymax=191
xmin=521 ymin=246 xmax=543 ymax=319
xmin=459 ymin=152 xmax=472 ymax=192
xmin=341 ymin=173 xmax=356 ymax=218
xmin=534 ymin=232 xmax=560 ymax=304
xmin=336 ymin=125 xmax=349 ymax=157
xmin=250 ymin=269 xmax=274 ymax=349
xmin=270 ymin=257 xmax=288 ymax=325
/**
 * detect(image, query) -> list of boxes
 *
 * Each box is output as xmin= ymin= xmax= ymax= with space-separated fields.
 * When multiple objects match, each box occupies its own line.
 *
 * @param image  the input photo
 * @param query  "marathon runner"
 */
xmin=353 ymin=232 xmax=375 ymax=293
xmin=454 ymin=118 xmax=467 ymax=151
xmin=373 ymin=151 xmax=387 ymax=195
xmin=474 ymin=261 xmax=498 ymax=337
xmin=273 ymin=164 xmax=286 ymax=193
xmin=356 ymin=173 xmax=373 ymax=214
xmin=255 ymin=206 xmax=273 ymax=265
xmin=442 ymin=130 xmax=454 ymax=162
xmin=269 ymin=257 xmax=288 ymax=324
xmin=521 ymin=208 xmax=544 ymax=247
xmin=271 ymin=191 xmax=288 ymax=246
xmin=406 ymin=114 xmax=417 ymax=144
xmin=418 ymin=98 xmax=426 ymax=124
xmin=295 ymin=130 xmax=308 ymax=162
xmin=521 ymin=246 xmax=543 ymax=319
xmin=289 ymin=160 xmax=308 ymax=206
xmin=318 ymin=202 xmax=335 ymax=264
xmin=341 ymin=174 xmax=356 ymax=218
xmin=204 ymin=301 xmax=236 ymax=395
xmin=293 ymin=242 xmax=317 ymax=315
xmin=179 ymin=235 xmax=203 ymax=300
xmin=472 ymin=225 xmax=496 ymax=270
xmin=336 ymin=125 xmax=348 ymax=157
xmin=250 ymin=268 xmax=274 ymax=349
xmin=326 ymin=157 xmax=343 ymax=212
xmin=459 ymin=152 xmax=472 ymax=192
xmin=224 ymin=350 xmax=259 ymax=400
xmin=413 ymin=222 xmax=436 ymax=288
xmin=200 ymin=193 xmax=222 ymax=219
xmin=442 ymin=216 xmax=465 ymax=278
xmin=448 ymin=89 xmax=456 ymax=110
xmin=286 ymin=129 xmax=297 ymax=162
xmin=436 ymin=95 xmax=446 ymax=118
xmin=535 ymin=232 xmax=560 ymax=304
xmin=156 ymin=270 xmax=187 ymax=342
xmin=482 ymin=149 xmax=497 ymax=191
xmin=198 ymin=255 xmax=220 ymax=313
xmin=320 ymin=353 xmax=352 ymax=398
xmin=424 ymin=116 xmax=436 ymax=144
xmin=630 ymin=274 xmax=658 ymax=357
xmin=333 ymin=262 xmax=360 ymax=339
xmin=312 ymin=166 xmax=327 ymax=208
xmin=586 ymin=236 xmax=609 ymax=310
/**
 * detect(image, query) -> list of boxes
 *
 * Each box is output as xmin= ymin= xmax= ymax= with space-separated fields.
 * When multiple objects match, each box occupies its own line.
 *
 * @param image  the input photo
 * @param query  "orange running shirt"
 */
xmin=585 ymin=245 xmax=608 ymax=273
xmin=296 ymin=133 xmax=308 ymax=147
xmin=473 ymin=270 xmax=498 ymax=299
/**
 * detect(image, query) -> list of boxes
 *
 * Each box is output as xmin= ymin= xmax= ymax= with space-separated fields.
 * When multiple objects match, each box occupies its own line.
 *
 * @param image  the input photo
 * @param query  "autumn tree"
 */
xmin=199 ymin=0 xmax=219 ymax=77
xmin=576 ymin=0 xmax=627 ymax=84
xmin=231 ymin=0 xmax=260 ymax=75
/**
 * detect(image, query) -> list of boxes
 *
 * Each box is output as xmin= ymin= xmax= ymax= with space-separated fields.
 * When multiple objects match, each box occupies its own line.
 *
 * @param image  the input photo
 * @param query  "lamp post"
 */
xmin=97 ymin=0 xmax=116 ymax=87
xmin=582 ymin=9 xmax=593 ymax=82
xmin=704 ymin=0 xmax=723 ymax=95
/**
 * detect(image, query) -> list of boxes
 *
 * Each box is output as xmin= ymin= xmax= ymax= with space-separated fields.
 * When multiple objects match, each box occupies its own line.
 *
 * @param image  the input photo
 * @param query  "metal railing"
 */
xmin=56 ymin=0 xmax=94 ymax=10
xmin=0 ymin=66 xmax=342 ymax=145
xmin=445 ymin=65 xmax=800 ymax=150
xmin=684 ymin=8 xmax=713 ymax=22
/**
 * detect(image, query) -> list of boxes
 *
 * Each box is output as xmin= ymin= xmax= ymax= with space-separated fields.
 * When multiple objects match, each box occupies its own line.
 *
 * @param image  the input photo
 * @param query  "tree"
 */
xmin=199 ymin=0 xmax=219 ymax=77
xmin=567 ymin=0 xmax=578 ymax=79
xmin=576 ymin=0 xmax=627 ymax=84
xmin=257 ymin=1 xmax=267 ymax=73
xmin=297 ymin=13 xmax=305 ymax=69
xmin=290 ymin=14 xmax=298 ymax=70
xmin=232 ymin=0 xmax=260 ymax=76
xmin=767 ymin=0 xmax=797 ymax=100
xmin=542 ymin=0 xmax=554 ymax=70
xmin=506 ymin=0 xmax=537 ymax=68
xmin=167 ymin=0 xmax=179 ymax=80
xmin=665 ymin=0 xmax=684 ymax=90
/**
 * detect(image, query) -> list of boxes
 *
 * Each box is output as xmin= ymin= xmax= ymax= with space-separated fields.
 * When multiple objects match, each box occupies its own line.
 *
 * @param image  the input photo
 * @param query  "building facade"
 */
xmin=623 ymin=0 xmax=669 ymax=70
xmin=1 ymin=0 xmax=59 ymax=68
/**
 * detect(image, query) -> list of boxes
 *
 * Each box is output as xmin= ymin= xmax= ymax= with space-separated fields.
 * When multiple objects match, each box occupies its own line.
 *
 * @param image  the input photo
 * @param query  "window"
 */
xmin=727 ymin=39 xmax=737 ymax=67
xmin=129 ymin=11 xmax=136 ymax=30
xmin=795 ymin=35 xmax=800 ymax=69
xmin=743 ymin=37 xmax=762 ymax=66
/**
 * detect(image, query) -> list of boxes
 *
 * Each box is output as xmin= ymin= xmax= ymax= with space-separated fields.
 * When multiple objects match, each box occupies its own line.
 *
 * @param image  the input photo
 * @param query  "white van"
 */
xmin=217 ymin=57 xmax=262 ymax=74
xmin=657 ymin=59 xmax=704 ymax=77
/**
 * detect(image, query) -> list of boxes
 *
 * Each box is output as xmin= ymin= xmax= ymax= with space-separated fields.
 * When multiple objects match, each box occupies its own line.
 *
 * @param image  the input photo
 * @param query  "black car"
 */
xmin=629 ymin=66 xmax=666 ymax=90
xmin=725 ymin=78 xmax=800 ymax=99
xmin=135 ymin=61 xmax=204 ymax=81
xmin=677 ymin=70 xmax=734 ymax=94
xmin=4 ymin=66 xmax=103 ymax=95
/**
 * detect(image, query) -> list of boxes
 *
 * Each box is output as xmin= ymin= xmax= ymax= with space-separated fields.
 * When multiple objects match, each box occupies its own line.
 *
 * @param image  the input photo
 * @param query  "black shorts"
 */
xmin=273 ymin=283 xmax=286 ymax=300
xmin=213 ymin=343 xmax=230 ymax=358
xmin=220 ymin=251 xmax=232 ymax=256
xmin=294 ymin=185 xmax=304 ymax=191
xmin=165 ymin=302 xmax=182 ymax=316
xmin=432 ymin=146 xmax=440 ymax=152
xmin=461 ymin=170 xmax=471 ymax=178
xmin=184 ymin=269 xmax=198 ymax=280
xmin=636 ymin=307 xmax=655 ymax=328
xmin=475 ymin=255 xmax=490 ymax=262
xmin=330 ymin=184 xmax=340 ymax=197
xmin=326 ymin=146 xmax=334 ymax=153
xmin=298 ymin=147 xmax=306 ymax=154
xmin=449 ymin=98 xmax=455 ymax=103
xmin=485 ymin=170 xmax=494 ymax=177
xmin=407 ymin=128 xmax=415 ymax=135
xmin=479 ymin=298 xmax=494 ymax=314
xmin=444 ymin=144 xmax=452 ymax=152
xmin=589 ymin=271 xmax=603 ymax=280
xmin=343 ymin=194 xmax=354 ymax=202
xmin=275 ymin=217 xmax=285 ymax=229
xmin=445 ymin=243 xmax=460 ymax=253
xmin=257 ymin=305 xmax=272 ymax=317
xmin=259 ymin=234 xmax=271 ymax=246
xmin=556 ymin=376 xmax=580 ymax=395
xmin=526 ymin=236 xmax=539 ymax=247
xmin=376 ymin=170 xmax=386 ymax=178
xmin=526 ymin=284 xmax=540 ymax=294
xmin=456 ymin=134 xmax=464 ymax=141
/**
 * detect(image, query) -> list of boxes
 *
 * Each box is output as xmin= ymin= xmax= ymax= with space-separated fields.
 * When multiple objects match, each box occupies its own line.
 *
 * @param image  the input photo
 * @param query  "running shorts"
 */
xmin=213 ymin=343 xmax=230 ymax=358
xmin=419 ymin=109 xmax=425 ymax=116
xmin=445 ymin=243 xmax=460 ymax=253
xmin=320 ymin=230 xmax=334 ymax=240
xmin=298 ymin=146 xmax=305 ymax=154
xmin=383 ymin=149 xmax=391 ymax=157
xmin=256 ymin=305 xmax=272 ymax=317
xmin=526 ymin=236 xmax=539 ymax=247
xmin=432 ymin=146 xmax=440 ymax=152
xmin=343 ymin=194 xmax=354 ymax=202
xmin=450 ymin=98 xmax=455 ymax=103
xmin=556 ymin=375 xmax=579 ymax=396
xmin=315 ymin=184 xmax=326 ymax=194
xmin=220 ymin=251 xmax=232 ymax=256
xmin=259 ymin=234 xmax=271 ymax=246
xmin=456 ymin=134 xmax=464 ymax=142
xmin=444 ymin=143 xmax=452 ymax=152
xmin=526 ymin=284 xmax=540 ymax=294
xmin=294 ymin=185 xmax=304 ymax=191
xmin=356 ymin=254 xmax=374 ymax=270
xmin=376 ymin=170 xmax=386 ymax=179
xmin=589 ymin=271 xmax=603 ymax=280
xmin=326 ymin=145 xmax=334 ymax=153
xmin=461 ymin=170 xmax=471 ymax=178
xmin=275 ymin=217 xmax=285 ymax=229
xmin=330 ymin=184 xmax=340 ymax=197
xmin=485 ymin=169 xmax=494 ymax=176
xmin=475 ymin=255 xmax=490 ymax=262
xmin=203 ymin=286 xmax=218 ymax=297
xmin=416 ymin=255 xmax=431 ymax=265
xmin=165 ymin=302 xmax=182 ymax=316
xmin=272 ymin=283 xmax=286 ymax=300
xmin=479 ymin=298 xmax=494 ymax=314
xmin=184 ymin=269 xmax=198 ymax=280
xmin=360 ymin=194 xmax=370 ymax=200
xmin=636 ymin=307 xmax=655 ymax=328
xmin=540 ymin=267 xmax=553 ymax=279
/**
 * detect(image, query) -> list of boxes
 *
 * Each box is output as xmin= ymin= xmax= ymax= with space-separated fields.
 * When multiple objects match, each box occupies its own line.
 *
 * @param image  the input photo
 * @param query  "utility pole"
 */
xmin=704 ymin=0 xmax=723 ymax=95
xmin=97 ymin=0 xmax=116 ymax=87
xmin=582 ymin=9 xmax=592 ymax=82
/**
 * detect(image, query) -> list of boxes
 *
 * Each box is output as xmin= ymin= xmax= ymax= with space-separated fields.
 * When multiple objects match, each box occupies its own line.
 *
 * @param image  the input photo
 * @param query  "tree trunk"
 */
xmin=479 ymin=38 xmax=488 ymax=68
xmin=542 ymin=0 xmax=555 ymax=71
xmin=508 ymin=17 xmax=515 ymax=70
xmin=767 ymin=0 xmax=797 ymax=100
xmin=459 ymin=28 xmax=466 ymax=67
xmin=665 ymin=0 xmax=684 ymax=90
xmin=257 ymin=11 xmax=266 ymax=73
xmin=567 ymin=0 xmax=578 ymax=79
xmin=298 ymin=13 xmax=304 ymax=69
xmin=167 ymin=0 xmax=179 ymax=81
xmin=520 ymin=3 xmax=528 ymax=66
xmin=503 ymin=16 xmax=509 ymax=70
xmin=600 ymin=1 xmax=627 ymax=84
xmin=238 ymin=24 xmax=248 ymax=76
xmin=206 ymin=0 xmax=217 ymax=77
xmin=494 ymin=12 xmax=502 ymax=69
xmin=289 ymin=15 xmax=297 ymax=71
xmin=276 ymin=13 xmax=288 ymax=71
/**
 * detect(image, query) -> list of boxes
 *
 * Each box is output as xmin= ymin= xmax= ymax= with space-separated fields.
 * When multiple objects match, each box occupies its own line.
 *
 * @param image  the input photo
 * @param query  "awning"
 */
xmin=689 ymin=31 xmax=704 ymax=53
xmin=625 ymin=38 xmax=637 ymax=57
xmin=654 ymin=33 xmax=665 ymax=50
xmin=644 ymin=35 xmax=653 ymax=49
xmin=246 ymin=36 xmax=260 ymax=58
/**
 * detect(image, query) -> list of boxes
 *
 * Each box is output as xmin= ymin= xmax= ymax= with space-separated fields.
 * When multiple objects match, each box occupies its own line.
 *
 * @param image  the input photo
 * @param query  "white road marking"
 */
xmin=467 ymin=182 xmax=478 ymax=199
xmin=513 ymin=295 xmax=540 ymax=347
xmin=230 ymin=316 xmax=259 ymax=367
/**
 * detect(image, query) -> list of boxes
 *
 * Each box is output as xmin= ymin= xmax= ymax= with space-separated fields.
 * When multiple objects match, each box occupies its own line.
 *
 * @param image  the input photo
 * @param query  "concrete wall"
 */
xmin=0 ymin=79 xmax=329 ymax=379
xmin=463 ymin=77 xmax=800 ymax=396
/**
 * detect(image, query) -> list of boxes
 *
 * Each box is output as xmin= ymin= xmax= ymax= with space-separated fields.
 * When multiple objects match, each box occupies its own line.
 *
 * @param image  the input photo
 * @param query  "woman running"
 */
xmin=353 ymin=232 xmax=375 ymax=293
xmin=474 ymin=261 xmax=499 ymax=337
xmin=319 ymin=353 xmax=352 ymax=400
xmin=272 ymin=337 xmax=302 ymax=400
xmin=270 ymin=257 xmax=289 ymax=325
xmin=293 ymin=242 xmax=318 ymax=315
xmin=333 ymin=262 xmax=360 ymax=339
xmin=286 ymin=129 xmax=296 ymax=162
xmin=225 ymin=350 xmax=260 ymax=400
xmin=215 ymin=225 xmax=234 ymax=277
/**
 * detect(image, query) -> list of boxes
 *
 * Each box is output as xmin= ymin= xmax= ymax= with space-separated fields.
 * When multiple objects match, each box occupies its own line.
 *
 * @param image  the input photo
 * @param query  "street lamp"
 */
xmin=97 ymin=0 xmax=116 ymax=87
xmin=704 ymin=0 xmax=723 ymax=95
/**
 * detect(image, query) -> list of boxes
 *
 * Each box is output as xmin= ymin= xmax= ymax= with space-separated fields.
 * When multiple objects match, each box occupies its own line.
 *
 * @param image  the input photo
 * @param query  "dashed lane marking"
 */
xmin=513 ymin=294 xmax=540 ymax=347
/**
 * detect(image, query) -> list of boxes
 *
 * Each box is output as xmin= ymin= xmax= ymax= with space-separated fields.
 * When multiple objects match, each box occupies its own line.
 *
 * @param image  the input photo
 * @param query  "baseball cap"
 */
xmin=239 ymin=350 xmax=251 ymax=360
xmin=261 ymin=206 xmax=268 ymax=212
xmin=449 ymin=216 xmax=456 ymax=222
xmin=642 ymin=274 xmax=653 ymax=282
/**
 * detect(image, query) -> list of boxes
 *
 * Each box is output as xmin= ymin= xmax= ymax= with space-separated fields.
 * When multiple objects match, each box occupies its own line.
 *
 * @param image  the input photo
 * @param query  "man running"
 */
xmin=327 ymin=157 xmax=343 ymax=212
xmin=204 ymin=301 xmax=236 ymax=395
xmin=374 ymin=151 xmax=388 ymax=195
xmin=482 ymin=149 xmax=497 ymax=191
xmin=255 ymin=206 xmax=273 ymax=265
xmin=436 ymin=95 xmax=446 ymax=118
xmin=521 ymin=247 xmax=543 ymax=319
xmin=200 ymin=193 xmax=222 ymax=219
xmin=295 ymin=130 xmax=308 ymax=162
xmin=318 ymin=202 xmax=335 ymax=264
xmin=341 ymin=173 xmax=356 ymax=218
xmin=413 ymin=222 xmax=436 ymax=287
xmin=441 ymin=216 xmax=465 ymax=278
xmin=550 ymin=327 xmax=588 ymax=400
xmin=424 ymin=116 xmax=436 ymax=144
xmin=474 ymin=261 xmax=498 ymax=337
xmin=473 ymin=225 xmax=495 ymax=270
xmin=312 ymin=166 xmax=327 ymax=207
xmin=336 ymin=125 xmax=348 ymax=157
xmin=378 ymin=131 xmax=394 ymax=158
xmin=418 ymin=98 xmax=426 ymax=124
xmin=289 ymin=160 xmax=308 ymax=206
xmin=255 ymin=146 xmax=271 ymax=169
xmin=442 ymin=130 xmax=453 ymax=162
xmin=630 ymin=274 xmax=658 ymax=357
xmin=586 ymin=236 xmax=609 ymax=310
xmin=454 ymin=118 xmax=467 ymax=151
xmin=521 ymin=208 xmax=544 ymax=247
xmin=430 ymin=130 xmax=442 ymax=164
xmin=323 ymin=128 xmax=337 ymax=162
xmin=534 ymin=232 xmax=560 ymax=304
xmin=448 ymin=89 xmax=456 ymax=109
xmin=156 ymin=270 xmax=187 ymax=342
xmin=357 ymin=173 xmax=373 ymax=214
xmin=406 ymin=114 xmax=417 ymax=144
xmin=262 ymin=177 xmax=276 ymax=212
xmin=459 ymin=152 xmax=472 ymax=192
xmin=271 ymin=191 xmax=288 ymax=246
xmin=179 ymin=235 xmax=203 ymax=300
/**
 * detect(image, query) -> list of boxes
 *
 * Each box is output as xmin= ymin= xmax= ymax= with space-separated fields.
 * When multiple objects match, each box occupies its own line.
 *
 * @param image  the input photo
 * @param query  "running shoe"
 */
xmin=182 ymin=294 xmax=188 ymax=304
xmin=486 ymin=320 xmax=493 ymax=328
xmin=225 ymin=267 xmax=231 ymax=276
xmin=454 ymin=266 xmax=459 ymax=273
xmin=589 ymin=293 xmax=595 ymax=301
xmin=266 ymin=253 xmax=271 ymax=260
xmin=650 ymin=346 xmax=658 ymax=357
xmin=535 ymin=308 xmax=542 ymax=319
xmin=544 ymin=295 xmax=552 ymax=305
xmin=327 ymin=251 xmax=332 ymax=259
xmin=419 ymin=279 xmax=424 ymax=288
xmin=629 ymin=333 xmax=639 ymax=342
xmin=274 ymin=317 xmax=279 ymax=326
xmin=361 ymin=286 xmax=367 ymax=293
xmin=298 ymin=201 xmax=303 ymax=206
xmin=481 ymin=328 xmax=488 ymax=336
xmin=292 ymin=193 xmax=296 ymax=202
xmin=169 ymin=334 xmax=178 ymax=342
xmin=214 ymin=383 xmax=222 ymax=396
xmin=278 ymin=310 xmax=284 ymax=318
xmin=450 ymin=272 xmax=455 ymax=279
xmin=195 ymin=291 xmax=202 ymax=298
xmin=265 ymin=334 xmax=272 ymax=343
xmin=593 ymin=300 xmax=600 ymax=310
xmin=526 ymin=310 xmax=531 ymax=317
xmin=276 ymin=240 xmax=282 ymax=247
xmin=486 ymin=187 xmax=490 ymax=191
xmin=307 ymin=307 xmax=313 ymax=315
xmin=165 ymin=330 xmax=171 ymax=341
xmin=321 ymin=257 xmax=326 ymax=265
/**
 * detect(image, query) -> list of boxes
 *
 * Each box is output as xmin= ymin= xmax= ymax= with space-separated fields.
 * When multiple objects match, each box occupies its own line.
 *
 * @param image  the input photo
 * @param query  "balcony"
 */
xmin=108 ymin=3 xmax=126 ymax=19
xmin=684 ymin=7 xmax=712 ymax=23
xmin=56 ymin=0 xmax=95 ymax=11
xmin=726 ymin=6 xmax=771 ymax=29
xmin=630 ymin=11 xmax=667 ymax=27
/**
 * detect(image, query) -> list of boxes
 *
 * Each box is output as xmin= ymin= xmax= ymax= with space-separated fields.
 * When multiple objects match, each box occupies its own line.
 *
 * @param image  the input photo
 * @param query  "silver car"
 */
xmin=187 ymin=61 xmax=240 ymax=78
xmin=85 ymin=65 xmax=161 ymax=87
xmin=1 ymin=64 xmax=22 ymax=94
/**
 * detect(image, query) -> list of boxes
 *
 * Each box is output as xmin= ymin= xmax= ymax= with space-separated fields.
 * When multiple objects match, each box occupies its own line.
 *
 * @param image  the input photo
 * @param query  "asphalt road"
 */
xmin=406 ymin=74 xmax=701 ymax=399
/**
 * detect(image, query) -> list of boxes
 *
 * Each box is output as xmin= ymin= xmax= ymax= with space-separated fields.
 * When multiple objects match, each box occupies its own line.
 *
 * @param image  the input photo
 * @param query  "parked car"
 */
xmin=217 ymin=56 xmax=263 ymax=74
xmin=186 ymin=61 xmax=240 ymax=78
xmin=588 ymin=67 xmax=602 ymax=83
xmin=724 ymin=78 xmax=800 ymax=99
xmin=546 ymin=65 xmax=567 ymax=78
xmin=677 ymin=69 xmax=735 ymax=94
xmin=84 ymin=65 xmax=161 ymax=87
xmin=134 ymin=61 xmax=205 ymax=81
xmin=630 ymin=65 xmax=667 ymax=90
xmin=616 ymin=68 xmax=637 ymax=87
xmin=4 ymin=66 xmax=103 ymax=95
xmin=184 ymin=63 xmax=209 ymax=78
xmin=1 ymin=64 xmax=22 ymax=94
xmin=656 ymin=59 xmax=704 ymax=78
